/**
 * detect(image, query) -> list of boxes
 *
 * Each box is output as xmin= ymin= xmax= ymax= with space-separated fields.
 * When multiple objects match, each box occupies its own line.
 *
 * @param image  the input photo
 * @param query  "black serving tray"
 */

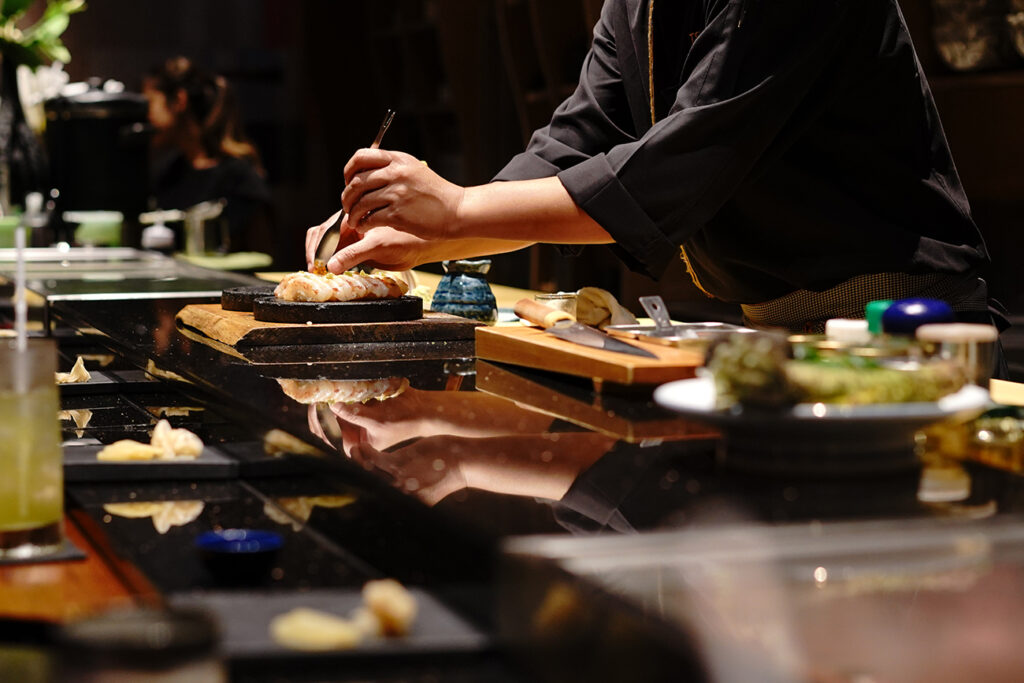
xmin=63 ymin=443 xmax=238 ymax=482
xmin=168 ymin=588 xmax=487 ymax=661
xmin=58 ymin=369 xmax=166 ymax=396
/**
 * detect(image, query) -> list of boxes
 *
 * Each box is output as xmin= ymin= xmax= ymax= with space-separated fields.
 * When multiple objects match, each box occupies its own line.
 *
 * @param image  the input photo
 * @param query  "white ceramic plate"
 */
xmin=654 ymin=376 xmax=991 ymax=425
xmin=653 ymin=376 xmax=992 ymax=472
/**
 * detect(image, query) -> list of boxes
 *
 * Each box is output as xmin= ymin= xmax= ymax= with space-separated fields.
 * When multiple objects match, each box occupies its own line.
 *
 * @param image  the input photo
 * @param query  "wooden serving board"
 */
xmin=475 ymin=325 xmax=703 ymax=386
xmin=176 ymin=303 xmax=479 ymax=347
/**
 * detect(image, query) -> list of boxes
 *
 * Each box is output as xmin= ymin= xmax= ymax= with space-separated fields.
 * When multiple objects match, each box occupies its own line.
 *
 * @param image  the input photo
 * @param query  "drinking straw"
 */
xmin=13 ymin=222 xmax=29 ymax=519
xmin=14 ymin=222 xmax=26 ymax=352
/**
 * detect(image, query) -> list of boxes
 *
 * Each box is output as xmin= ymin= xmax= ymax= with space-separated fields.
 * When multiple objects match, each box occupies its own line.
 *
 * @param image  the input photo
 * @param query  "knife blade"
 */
xmin=513 ymin=298 xmax=659 ymax=359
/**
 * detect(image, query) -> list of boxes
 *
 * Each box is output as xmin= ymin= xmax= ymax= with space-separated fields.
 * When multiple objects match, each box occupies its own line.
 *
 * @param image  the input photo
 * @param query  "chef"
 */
xmin=309 ymin=1 xmax=1006 ymax=351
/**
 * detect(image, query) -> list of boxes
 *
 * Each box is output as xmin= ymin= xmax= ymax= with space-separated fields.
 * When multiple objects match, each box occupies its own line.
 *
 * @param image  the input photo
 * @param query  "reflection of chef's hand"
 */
xmin=307 ymin=404 xmax=336 ymax=450
xmin=350 ymin=433 xmax=617 ymax=505
xmin=329 ymin=389 xmax=430 ymax=454
xmin=342 ymin=148 xmax=463 ymax=240
xmin=153 ymin=308 xmax=178 ymax=354
xmin=329 ymin=389 xmax=555 ymax=453
xmin=350 ymin=439 xmax=467 ymax=506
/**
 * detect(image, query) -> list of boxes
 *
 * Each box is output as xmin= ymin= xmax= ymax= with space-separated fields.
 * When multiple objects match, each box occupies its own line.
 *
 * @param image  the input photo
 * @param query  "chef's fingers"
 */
xmin=327 ymin=246 xmax=379 ymax=274
xmin=327 ymin=226 xmax=424 ymax=274
xmin=326 ymin=233 xmax=374 ymax=274
xmin=343 ymin=148 xmax=393 ymax=185
xmin=341 ymin=167 xmax=391 ymax=217
xmin=305 ymin=225 xmax=328 ymax=269
xmin=304 ymin=209 xmax=343 ymax=269
xmin=334 ymin=215 xmax=362 ymax=251
xmin=327 ymin=231 xmax=398 ymax=273
xmin=348 ymin=196 xmax=393 ymax=234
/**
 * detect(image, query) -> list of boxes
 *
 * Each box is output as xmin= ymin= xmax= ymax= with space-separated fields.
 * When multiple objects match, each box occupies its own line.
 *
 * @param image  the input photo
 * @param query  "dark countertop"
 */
xmin=40 ymin=292 xmax=1024 ymax=680
xmin=52 ymin=296 xmax=1022 ymax=531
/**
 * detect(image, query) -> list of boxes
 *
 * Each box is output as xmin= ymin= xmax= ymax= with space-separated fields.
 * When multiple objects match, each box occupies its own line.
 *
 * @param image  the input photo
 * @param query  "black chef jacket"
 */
xmin=494 ymin=0 xmax=990 ymax=306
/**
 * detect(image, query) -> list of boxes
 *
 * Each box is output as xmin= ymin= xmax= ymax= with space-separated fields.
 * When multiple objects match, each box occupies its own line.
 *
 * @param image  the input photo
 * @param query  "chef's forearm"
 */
xmin=418 ymin=236 xmax=535 ymax=264
xmin=456 ymin=177 xmax=615 ymax=245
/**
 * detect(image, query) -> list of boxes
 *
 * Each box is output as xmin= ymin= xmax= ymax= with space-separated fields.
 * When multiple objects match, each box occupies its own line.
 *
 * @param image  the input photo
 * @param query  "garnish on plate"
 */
xmin=708 ymin=333 xmax=967 ymax=409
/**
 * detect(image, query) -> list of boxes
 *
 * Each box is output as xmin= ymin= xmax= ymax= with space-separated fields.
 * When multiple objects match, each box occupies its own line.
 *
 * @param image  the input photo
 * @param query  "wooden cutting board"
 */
xmin=475 ymin=325 xmax=703 ymax=386
xmin=176 ymin=303 xmax=479 ymax=347
xmin=990 ymin=379 xmax=1024 ymax=406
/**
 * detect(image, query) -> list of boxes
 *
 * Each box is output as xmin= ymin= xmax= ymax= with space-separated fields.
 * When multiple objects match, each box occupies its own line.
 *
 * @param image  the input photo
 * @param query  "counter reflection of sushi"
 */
xmin=276 ymin=377 xmax=409 ymax=405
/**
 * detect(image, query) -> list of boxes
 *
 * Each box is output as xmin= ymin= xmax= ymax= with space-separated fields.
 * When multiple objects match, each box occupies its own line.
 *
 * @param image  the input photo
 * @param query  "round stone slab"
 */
xmin=252 ymin=295 xmax=423 ymax=324
xmin=221 ymin=286 xmax=278 ymax=312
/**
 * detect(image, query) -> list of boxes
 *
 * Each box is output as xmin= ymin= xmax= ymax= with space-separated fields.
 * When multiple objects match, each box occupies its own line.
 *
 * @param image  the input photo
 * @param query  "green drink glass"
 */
xmin=0 ymin=338 xmax=63 ymax=558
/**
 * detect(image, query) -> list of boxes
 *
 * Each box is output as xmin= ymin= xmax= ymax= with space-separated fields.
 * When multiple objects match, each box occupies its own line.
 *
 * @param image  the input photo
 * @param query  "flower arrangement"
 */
xmin=0 ymin=1 xmax=86 ymax=212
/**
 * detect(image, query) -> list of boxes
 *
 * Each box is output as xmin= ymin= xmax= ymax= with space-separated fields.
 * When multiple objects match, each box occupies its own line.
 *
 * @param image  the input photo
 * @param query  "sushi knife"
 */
xmin=513 ymin=299 xmax=659 ymax=359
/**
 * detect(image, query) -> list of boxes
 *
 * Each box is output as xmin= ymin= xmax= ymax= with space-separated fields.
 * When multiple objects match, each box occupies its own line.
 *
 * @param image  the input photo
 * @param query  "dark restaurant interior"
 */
xmin=58 ymin=0 xmax=1024 ymax=308
xmin=4 ymin=1 xmax=1024 ymax=681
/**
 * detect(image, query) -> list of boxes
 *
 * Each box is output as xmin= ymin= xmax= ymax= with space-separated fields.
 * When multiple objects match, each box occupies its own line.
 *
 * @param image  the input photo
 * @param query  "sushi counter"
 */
xmin=3 ymin=251 xmax=1024 ymax=682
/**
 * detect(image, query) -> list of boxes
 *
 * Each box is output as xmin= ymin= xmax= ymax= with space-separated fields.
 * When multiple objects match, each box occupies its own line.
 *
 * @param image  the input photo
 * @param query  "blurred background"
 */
xmin=36 ymin=0 xmax=1024 ymax=322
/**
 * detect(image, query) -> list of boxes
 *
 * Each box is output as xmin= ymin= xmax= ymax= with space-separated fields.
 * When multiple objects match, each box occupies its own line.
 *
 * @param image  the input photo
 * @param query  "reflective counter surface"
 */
xmin=12 ymin=291 xmax=1024 ymax=681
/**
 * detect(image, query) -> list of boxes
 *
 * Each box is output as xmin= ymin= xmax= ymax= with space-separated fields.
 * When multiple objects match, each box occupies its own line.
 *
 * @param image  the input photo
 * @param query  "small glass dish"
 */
xmin=787 ymin=334 xmax=923 ymax=365
xmin=606 ymin=321 xmax=753 ymax=349
xmin=534 ymin=292 xmax=578 ymax=318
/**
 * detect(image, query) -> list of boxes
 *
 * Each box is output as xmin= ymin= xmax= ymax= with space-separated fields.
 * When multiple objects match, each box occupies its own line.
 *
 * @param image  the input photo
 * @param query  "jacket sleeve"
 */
xmin=499 ymin=0 xmax=852 ymax=278
xmin=494 ymin=0 xmax=637 ymax=183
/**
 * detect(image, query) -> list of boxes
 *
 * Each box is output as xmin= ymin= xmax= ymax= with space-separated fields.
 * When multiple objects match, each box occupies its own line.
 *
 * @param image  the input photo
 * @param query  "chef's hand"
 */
xmin=323 ymin=224 xmax=433 ymax=274
xmin=304 ymin=210 xmax=340 ymax=270
xmin=341 ymin=148 xmax=464 ymax=240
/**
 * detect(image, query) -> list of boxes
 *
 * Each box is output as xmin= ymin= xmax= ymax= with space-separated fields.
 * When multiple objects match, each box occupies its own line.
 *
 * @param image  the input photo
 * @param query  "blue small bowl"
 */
xmin=195 ymin=529 xmax=282 ymax=585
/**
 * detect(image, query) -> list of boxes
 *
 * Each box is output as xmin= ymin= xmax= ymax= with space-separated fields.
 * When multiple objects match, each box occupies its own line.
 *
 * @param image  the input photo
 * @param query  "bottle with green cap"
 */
xmin=865 ymin=299 xmax=893 ymax=335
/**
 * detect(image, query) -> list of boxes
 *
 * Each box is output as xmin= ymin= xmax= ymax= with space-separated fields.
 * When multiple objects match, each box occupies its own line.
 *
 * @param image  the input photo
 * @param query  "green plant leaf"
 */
xmin=57 ymin=0 xmax=86 ymax=15
xmin=23 ymin=12 xmax=68 ymax=41
xmin=37 ymin=36 xmax=68 ymax=63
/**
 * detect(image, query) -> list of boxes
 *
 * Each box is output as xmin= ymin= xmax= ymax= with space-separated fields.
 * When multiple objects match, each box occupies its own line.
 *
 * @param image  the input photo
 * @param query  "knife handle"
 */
xmin=514 ymin=298 xmax=574 ymax=328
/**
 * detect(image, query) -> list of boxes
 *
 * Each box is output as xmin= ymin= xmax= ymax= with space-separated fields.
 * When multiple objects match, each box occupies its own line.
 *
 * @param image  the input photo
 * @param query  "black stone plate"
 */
xmin=217 ymin=441 xmax=309 ymax=478
xmin=58 ymin=369 xmax=166 ymax=397
xmin=63 ymin=443 xmax=239 ymax=482
xmin=222 ymin=285 xmax=278 ymax=312
xmin=252 ymin=296 xmax=423 ymax=324
xmin=168 ymin=588 xmax=487 ymax=661
xmin=56 ymin=370 xmax=119 ymax=396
